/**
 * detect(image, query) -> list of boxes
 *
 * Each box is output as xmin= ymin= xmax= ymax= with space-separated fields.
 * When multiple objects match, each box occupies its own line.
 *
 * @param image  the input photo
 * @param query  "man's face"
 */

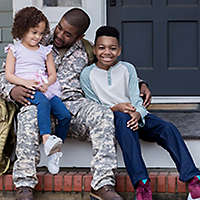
xmin=53 ymin=17 xmax=81 ymax=49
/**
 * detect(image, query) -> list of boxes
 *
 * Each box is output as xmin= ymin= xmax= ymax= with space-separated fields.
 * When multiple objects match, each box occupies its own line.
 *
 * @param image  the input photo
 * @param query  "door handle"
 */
xmin=110 ymin=0 xmax=116 ymax=7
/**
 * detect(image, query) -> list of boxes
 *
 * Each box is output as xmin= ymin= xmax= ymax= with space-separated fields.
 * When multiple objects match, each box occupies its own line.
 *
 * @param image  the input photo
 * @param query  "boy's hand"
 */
xmin=140 ymin=83 xmax=152 ymax=108
xmin=38 ymin=83 xmax=48 ymax=93
xmin=111 ymin=102 xmax=136 ymax=113
xmin=10 ymin=85 xmax=35 ymax=105
xmin=127 ymin=111 xmax=141 ymax=131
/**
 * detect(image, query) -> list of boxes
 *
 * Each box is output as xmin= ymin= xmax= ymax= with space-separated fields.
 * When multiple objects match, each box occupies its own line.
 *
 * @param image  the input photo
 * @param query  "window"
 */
xmin=43 ymin=0 xmax=82 ymax=7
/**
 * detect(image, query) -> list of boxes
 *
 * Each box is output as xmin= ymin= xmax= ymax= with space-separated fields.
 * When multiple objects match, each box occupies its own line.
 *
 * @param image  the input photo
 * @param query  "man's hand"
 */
xmin=111 ymin=103 xmax=136 ymax=113
xmin=127 ymin=111 xmax=141 ymax=131
xmin=10 ymin=85 xmax=35 ymax=106
xmin=140 ymin=83 xmax=152 ymax=108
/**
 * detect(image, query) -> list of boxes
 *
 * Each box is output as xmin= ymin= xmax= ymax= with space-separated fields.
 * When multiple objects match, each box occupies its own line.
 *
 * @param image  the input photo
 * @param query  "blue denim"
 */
xmin=27 ymin=91 xmax=71 ymax=142
xmin=114 ymin=112 xmax=200 ymax=188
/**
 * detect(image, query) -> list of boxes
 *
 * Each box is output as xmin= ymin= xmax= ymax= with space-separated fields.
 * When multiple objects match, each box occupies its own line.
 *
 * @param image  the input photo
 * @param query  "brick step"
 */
xmin=0 ymin=169 xmax=189 ymax=200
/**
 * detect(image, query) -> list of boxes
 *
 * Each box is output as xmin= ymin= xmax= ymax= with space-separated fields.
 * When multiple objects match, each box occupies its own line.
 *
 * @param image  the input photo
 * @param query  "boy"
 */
xmin=80 ymin=26 xmax=200 ymax=200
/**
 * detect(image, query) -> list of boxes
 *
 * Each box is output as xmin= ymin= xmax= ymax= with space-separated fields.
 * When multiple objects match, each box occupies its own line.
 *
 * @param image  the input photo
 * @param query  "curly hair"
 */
xmin=12 ymin=7 xmax=50 ymax=40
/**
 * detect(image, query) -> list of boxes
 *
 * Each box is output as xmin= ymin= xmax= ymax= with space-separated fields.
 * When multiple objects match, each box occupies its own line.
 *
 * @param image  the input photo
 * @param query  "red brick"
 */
xmin=116 ymin=173 xmax=126 ymax=192
xmin=0 ymin=175 xmax=3 ymax=190
xmin=44 ymin=173 xmax=53 ymax=191
xmin=167 ymin=173 xmax=177 ymax=193
xmin=83 ymin=173 xmax=92 ymax=192
xmin=54 ymin=172 xmax=65 ymax=191
xmin=63 ymin=172 xmax=75 ymax=192
xmin=149 ymin=172 xmax=158 ymax=192
xmin=157 ymin=172 xmax=167 ymax=193
xmin=4 ymin=174 xmax=13 ymax=191
xmin=177 ymin=179 xmax=186 ymax=193
xmin=35 ymin=171 xmax=46 ymax=191
xmin=73 ymin=172 xmax=86 ymax=192
xmin=126 ymin=175 xmax=134 ymax=192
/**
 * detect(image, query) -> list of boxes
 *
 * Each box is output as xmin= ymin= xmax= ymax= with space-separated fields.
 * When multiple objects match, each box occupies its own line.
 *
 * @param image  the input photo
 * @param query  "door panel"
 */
xmin=107 ymin=0 xmax=200 ymax=95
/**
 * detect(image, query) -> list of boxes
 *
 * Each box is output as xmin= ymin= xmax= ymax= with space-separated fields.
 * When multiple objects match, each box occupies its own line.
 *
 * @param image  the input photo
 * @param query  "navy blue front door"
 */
xmin=107 ymin=0 xmax=200 ymax=95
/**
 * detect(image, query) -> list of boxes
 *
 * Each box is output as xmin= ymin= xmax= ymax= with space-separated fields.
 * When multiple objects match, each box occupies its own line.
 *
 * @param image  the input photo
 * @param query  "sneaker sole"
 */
xmin=90 ymin=193 xmax=103 ymax=200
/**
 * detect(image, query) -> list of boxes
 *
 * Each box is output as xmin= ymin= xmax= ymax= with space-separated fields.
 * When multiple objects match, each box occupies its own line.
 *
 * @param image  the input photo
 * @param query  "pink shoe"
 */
xmin=188 ymin=176 xmax=200 ymax=199
xmin=136 ymin=180 xmax=152 ymax=200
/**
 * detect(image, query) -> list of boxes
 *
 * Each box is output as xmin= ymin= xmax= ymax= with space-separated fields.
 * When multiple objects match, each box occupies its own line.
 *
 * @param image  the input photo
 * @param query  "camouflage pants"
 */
xmin=13 ymin=100 xmax=117 ymax=190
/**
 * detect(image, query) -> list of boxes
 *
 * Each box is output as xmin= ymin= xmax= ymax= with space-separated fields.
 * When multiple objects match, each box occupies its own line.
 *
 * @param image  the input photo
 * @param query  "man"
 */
xmin=0 ymin=8 xmax=151 ymax=200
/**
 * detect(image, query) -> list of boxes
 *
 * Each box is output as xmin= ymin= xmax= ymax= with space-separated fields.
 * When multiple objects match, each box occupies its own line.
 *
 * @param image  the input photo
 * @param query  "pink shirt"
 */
xmin=5 ymin=42 xmax=61 ymax=99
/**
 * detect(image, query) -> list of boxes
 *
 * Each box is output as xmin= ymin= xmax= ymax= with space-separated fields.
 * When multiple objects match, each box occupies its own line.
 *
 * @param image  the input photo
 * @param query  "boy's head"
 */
xmin=93 ymin=26 xmax=121 ymax=70
xmin=53 ymin=8 xmax=90 ymax=49
xmin=94 ymin=26 xmax=120 ymax=45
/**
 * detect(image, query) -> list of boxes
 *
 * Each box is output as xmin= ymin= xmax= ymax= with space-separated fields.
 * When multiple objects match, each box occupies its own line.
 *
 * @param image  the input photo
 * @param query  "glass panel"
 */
xmin=43 ymin=0 xmax=82 ymax=7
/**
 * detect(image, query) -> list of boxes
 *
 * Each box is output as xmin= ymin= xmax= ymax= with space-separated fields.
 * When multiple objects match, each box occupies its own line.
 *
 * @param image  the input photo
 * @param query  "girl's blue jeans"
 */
xmin=27 ymin=91 xmax=71 ymax=142
xmin=114 ymin=112 xmax=200 ymax=188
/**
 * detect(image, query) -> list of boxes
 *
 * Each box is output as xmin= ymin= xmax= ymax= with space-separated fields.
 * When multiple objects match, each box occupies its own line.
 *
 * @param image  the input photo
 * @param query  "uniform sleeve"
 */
xmin=125 ymin=62 xmax=148 ymax=126
xmin=1 ymin=44 xmax=16 ymax=101
xmin=0 ymin=67 xmax=15 ymax=102
xmin=80 ymin=65 xmax=101 ymax=104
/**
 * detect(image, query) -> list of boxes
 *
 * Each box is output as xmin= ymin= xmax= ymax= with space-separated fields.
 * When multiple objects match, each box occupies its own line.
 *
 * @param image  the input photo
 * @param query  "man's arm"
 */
xmin=138 ymin=78 xmax=152 ymax=108
xmin=0 ymin=65 xmax=35 ymax=105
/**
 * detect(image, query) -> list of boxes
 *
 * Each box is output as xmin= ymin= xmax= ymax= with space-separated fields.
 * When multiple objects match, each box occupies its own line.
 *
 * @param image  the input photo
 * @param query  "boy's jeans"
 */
xmin=114 ymin=112 xmax=200 ymax=187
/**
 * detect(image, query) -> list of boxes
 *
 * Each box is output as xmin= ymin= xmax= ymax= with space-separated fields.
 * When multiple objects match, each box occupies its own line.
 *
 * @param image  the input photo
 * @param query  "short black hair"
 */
xmin=94 ymin=26 xmax=120 ymax=45
xmin=62 ymin=8 xmax=90 ymax=36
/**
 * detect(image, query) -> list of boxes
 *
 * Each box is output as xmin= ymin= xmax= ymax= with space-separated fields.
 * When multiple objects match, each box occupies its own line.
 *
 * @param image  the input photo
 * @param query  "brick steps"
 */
xmin=0 ymin=169 xmax=189 ymax=199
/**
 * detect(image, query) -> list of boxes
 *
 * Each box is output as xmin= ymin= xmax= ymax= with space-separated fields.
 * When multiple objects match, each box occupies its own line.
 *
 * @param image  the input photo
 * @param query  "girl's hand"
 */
xmin=127 ymin=111 xmax=141 ymax=131
xmin=111 ymin=102 xmax=136 ymax=113
xmin=38 ymin=83 xmax=48 ymax=93
xmin=23 ymin=80 xmax=39 ymax=90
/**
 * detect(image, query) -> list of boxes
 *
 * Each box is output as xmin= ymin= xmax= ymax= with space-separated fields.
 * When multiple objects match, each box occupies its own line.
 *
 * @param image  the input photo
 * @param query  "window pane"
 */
xmin=43 ymin=0 xmax=82 ymax=7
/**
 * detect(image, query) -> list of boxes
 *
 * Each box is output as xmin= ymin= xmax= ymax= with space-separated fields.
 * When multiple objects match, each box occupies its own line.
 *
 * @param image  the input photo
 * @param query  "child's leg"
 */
xmin=27 ymin=91 xmax=51 ymax=137
xmin=113 ymin=111 xmax=149 ymax=187
xmin=49 ymin=95 xmax=71 ymax=142
xmin=139 ymin=113 xmax=200 ymax=182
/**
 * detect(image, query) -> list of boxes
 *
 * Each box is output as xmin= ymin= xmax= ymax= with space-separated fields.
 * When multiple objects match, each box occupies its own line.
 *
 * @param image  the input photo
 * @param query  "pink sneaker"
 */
xmin=136 ymin=180 xmax=152 ymax=200
xmin=188 ymin=176 xmax=200 ymax=199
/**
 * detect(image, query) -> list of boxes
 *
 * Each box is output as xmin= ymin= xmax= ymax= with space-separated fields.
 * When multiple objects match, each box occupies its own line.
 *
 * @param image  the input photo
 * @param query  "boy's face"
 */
xmin=94 ymin=36 xmax=121 ymax=70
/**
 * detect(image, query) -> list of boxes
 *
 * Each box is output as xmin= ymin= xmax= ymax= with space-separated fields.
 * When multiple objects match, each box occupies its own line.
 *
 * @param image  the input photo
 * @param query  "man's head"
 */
xmin=93 ymin=26 xmax=121 ymax=70
xmin=53 ymin=8 xmax=90 ymax=49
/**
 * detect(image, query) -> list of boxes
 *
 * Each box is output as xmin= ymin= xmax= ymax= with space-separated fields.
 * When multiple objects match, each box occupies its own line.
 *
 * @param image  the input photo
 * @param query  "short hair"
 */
xmin=94 ymin=26 xmax=120 ymax=45
xmin=62 ymin=8 xmax=90 ymax=36
xmin=12 ymin=7 xmax=50 ymax=40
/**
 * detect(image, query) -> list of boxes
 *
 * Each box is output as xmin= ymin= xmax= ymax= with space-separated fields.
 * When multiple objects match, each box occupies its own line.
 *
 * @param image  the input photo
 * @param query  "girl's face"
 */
xmin=94 ymin=36 xmax=121 ymax=70
xmin=22 ymin=21 xmax=46 ymax=49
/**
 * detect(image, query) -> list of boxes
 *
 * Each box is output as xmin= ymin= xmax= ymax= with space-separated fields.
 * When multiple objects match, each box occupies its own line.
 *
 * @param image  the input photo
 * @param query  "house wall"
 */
xmin=0 ymin=0 xmax=13 ymax=69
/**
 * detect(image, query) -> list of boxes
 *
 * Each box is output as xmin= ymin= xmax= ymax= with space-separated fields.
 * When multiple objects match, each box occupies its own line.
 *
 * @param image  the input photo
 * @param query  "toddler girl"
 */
xmin=5 ymin=7 xmax=71 ymax=174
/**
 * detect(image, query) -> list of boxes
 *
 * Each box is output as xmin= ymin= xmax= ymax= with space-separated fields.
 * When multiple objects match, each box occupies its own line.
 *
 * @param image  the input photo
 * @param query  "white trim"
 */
xmin=152 ymin=96 xmax=200 ymax=103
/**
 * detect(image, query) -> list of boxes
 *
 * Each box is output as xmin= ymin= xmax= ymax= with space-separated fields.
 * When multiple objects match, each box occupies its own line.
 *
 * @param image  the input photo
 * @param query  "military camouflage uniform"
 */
xmin=0 ymin=30 xmax=117 ymax=190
